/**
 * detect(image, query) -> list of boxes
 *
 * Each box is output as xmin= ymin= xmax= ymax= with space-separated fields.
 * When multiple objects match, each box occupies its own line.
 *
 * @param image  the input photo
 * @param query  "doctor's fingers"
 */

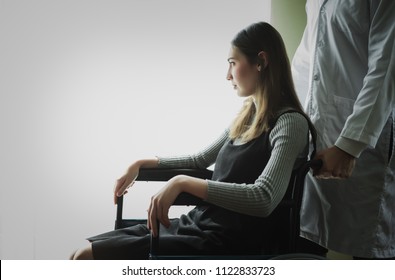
xmin=313 ymin=163 xmax=340 ymax=179
xmin=331 ymin=160 xmax=355 ymax=178
xmin=314 ymin=167 xmax=351 ymax=179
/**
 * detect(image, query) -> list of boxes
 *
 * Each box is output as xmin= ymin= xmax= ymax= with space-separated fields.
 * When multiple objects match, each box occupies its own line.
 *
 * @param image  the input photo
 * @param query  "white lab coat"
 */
xmin=292 ymin=0 xmax=395 ymax=258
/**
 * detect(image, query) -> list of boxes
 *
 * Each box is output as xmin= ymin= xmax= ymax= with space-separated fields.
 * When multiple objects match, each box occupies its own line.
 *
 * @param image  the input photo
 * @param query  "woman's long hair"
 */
xmin=229 ymin=22 xmax=311 ymax=142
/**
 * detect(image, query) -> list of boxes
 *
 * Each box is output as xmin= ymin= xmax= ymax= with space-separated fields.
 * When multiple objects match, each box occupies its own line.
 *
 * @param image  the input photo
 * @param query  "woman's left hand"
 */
xmin=147 ymin=176 xmax=182 ymax=237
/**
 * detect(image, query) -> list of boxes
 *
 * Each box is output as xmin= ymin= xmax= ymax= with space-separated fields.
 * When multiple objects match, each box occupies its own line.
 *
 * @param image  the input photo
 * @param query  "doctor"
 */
xmin=292 ymin=0 xmax=395 ymax=258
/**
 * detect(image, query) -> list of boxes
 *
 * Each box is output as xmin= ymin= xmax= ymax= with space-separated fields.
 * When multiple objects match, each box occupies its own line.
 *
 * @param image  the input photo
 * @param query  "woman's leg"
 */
xmin=70 ymin=243 xmax=94 ymax=260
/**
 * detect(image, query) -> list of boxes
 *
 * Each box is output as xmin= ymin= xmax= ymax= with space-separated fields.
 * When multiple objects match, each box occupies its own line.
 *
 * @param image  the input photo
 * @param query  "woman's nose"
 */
xmin=226 ymin=69 xmax=232 ymax=80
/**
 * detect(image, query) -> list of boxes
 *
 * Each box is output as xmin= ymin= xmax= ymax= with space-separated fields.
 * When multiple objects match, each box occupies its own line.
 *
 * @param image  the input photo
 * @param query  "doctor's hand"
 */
xmin=147 ymin=176 xmax=182 ymax=237
xmin=313 ymin=146 xmax=356 ymax=179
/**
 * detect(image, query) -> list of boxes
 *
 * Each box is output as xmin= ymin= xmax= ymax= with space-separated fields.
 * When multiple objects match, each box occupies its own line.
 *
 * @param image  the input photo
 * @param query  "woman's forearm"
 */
xmin=130 ymin=158 xmax=159 ymax=170
xmin=173 ymin=175 xmax=208 ymax=200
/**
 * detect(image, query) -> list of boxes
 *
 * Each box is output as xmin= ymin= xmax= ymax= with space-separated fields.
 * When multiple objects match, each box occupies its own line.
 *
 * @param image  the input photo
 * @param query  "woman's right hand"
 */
xmin=113 ymin=163 xmax=140 ymax=204
xmin=113 ymin=158 xmax=159 ymax=204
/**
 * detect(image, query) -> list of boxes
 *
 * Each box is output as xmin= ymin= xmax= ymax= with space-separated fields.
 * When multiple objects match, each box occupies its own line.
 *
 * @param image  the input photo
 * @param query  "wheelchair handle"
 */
xmin=309 ymin=159 xmax=323 ymax=170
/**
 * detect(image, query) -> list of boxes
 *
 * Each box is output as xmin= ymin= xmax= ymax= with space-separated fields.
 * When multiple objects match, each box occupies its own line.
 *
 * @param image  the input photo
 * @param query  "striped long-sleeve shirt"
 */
xmin=158 ymin=112 xmax=309 ymax=217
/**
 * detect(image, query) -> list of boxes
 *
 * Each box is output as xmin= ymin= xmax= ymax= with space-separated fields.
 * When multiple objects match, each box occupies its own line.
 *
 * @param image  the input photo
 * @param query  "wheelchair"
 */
xmin=114 ymin=159 xmax=324 ymax=260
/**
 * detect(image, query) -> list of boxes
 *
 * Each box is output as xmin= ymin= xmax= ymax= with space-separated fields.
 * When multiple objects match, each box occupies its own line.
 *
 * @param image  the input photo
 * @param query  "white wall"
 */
xmin=0 ymin=0 xmax=271 ymax=259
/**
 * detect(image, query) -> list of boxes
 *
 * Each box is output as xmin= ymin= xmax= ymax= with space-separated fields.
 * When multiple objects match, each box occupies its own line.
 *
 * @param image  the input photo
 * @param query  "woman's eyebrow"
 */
xmin=227 ymin=57 xmax=235 ymax=62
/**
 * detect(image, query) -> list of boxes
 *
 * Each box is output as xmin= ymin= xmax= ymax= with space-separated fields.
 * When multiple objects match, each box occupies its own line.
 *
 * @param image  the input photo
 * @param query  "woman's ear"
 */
xmin=257 ymin=51 xmax=268 ymax=71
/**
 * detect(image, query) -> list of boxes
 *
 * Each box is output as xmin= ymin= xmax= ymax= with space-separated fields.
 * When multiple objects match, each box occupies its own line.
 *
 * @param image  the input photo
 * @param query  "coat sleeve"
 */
xmin=339 ymin=0 xmax=395 ymax=150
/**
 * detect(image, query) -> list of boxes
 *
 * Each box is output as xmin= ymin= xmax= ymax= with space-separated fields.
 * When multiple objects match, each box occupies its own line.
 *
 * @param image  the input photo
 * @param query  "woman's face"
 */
xmin=226 ymin=46 xmax=260 ymax=98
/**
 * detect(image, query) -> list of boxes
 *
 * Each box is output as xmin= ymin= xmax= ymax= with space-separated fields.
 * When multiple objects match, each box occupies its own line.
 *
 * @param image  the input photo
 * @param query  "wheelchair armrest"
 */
xmin=116 ymin=168 xmax=213 ymax=222
xmin=136 ymin=168 xmax=213 ymax=206
xmin=173 ymin=192 xmax=211 ymax=206
xmin=136 ymin=168 xmax=213 ymax=181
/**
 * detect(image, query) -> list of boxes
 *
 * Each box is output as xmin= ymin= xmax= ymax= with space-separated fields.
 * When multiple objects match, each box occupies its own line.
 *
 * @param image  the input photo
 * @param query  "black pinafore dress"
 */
xmin=89 ymin=129 xmax=274 ymax=259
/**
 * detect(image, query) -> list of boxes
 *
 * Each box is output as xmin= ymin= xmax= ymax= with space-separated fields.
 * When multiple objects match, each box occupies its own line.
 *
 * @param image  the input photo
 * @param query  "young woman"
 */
xmin=71 ymin=22 xmax=315 ymax=259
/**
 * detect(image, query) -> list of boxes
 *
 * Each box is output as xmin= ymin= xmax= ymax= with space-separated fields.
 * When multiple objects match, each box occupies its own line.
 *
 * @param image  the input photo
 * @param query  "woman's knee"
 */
xmin=71 ymin=244 xmax=94 ymax=260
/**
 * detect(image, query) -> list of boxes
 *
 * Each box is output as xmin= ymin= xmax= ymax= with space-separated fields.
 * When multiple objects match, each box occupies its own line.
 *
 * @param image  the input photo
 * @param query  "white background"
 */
xmin=0 ymin=0 xmax=271 ymax=259
xmin=2 ymin=260 xmax=392 ymax=279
